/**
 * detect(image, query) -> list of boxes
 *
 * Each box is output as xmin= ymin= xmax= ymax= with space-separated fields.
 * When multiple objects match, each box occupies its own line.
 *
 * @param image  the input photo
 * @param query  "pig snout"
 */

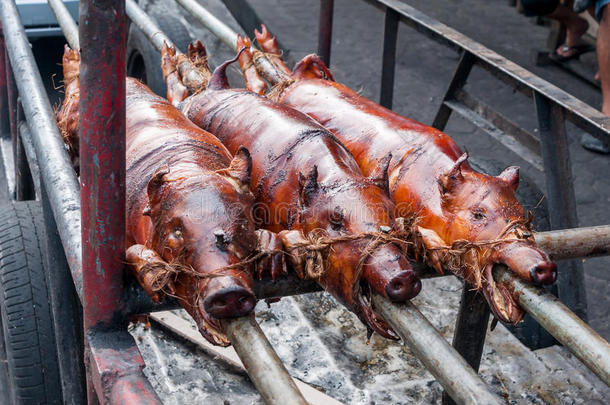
xmin=362 ymin=244 xmax=421 ymax=302
xmin=385 ymin=270 xmax=422 ymax=301
xmin=493 ymin=242 xmax=557 ymax=286
xmin=530 ymin=261 xmax=557 ymax=285
xmin=202 ymin=276 xmax=256 ymax=318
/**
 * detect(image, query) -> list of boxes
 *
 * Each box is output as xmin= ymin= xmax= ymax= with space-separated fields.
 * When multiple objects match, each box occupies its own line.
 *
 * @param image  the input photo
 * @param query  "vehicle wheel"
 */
xmin=0 ymin=201 xmax=62 ymax=404
xmin=127 ymin=8 xmax=192 ymax=96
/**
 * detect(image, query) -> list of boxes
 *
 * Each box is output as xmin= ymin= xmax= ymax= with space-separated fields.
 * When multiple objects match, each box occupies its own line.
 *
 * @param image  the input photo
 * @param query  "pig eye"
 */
xmin=471 ymin=209 xmax=486 ymax=220
xmin=329 ymin=206 xmax=345 ymax=231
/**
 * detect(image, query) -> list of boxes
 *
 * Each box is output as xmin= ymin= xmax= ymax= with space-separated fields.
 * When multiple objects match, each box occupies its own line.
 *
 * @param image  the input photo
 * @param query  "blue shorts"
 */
xmin=597 ymin=0 xmax=610 ymax=22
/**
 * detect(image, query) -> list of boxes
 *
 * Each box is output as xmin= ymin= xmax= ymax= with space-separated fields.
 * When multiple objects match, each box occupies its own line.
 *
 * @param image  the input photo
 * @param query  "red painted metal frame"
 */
xmin=78 ymin=0 xmax=161 ymax=403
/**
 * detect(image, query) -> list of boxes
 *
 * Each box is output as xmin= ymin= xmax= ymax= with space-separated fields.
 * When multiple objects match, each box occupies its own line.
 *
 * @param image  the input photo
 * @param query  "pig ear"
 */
xmin=224 ymin=146 xmax=252 ymax=191
xmin=498 ymin=166 xmax=519 ymax=192
xmin=439 ymin=152 xmax=468 ymax=193
xmin=298 ymin=165 xmax=319 ymax=206
xmin=146 ymin=165 xmax=170 ymax=201
xmin=368 ymin=152 xmax=391 ymax=194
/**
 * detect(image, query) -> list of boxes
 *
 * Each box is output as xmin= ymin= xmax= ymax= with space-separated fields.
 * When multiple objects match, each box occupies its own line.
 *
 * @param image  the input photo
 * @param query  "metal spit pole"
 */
xmin=534 ymin=224 xmax=610 ymax=260
xmin=48 ymin=0 xmax=79 ymax=50
xmin=125 ymin=0 xmax=178 ymax=53
xmin=494 ymin=266 xmax=610 ymax=386
xmin=371 ymin=295 xmax=503 ymax=405
xmin=222 ymin=316 xmax=309 ymax=405
xmin=0 ymin=0 xmax=83 ymax=298
xmin=174 ymin=0 xmax=237 ymax=48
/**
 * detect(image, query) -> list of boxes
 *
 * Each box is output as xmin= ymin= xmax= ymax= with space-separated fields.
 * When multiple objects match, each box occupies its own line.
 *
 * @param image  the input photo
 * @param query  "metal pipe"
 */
xmin=221 ymin=315 xmax=308 ymax=405
xmin=494 ymin=265 xmax=610 ymax=386
xmin=175 ymin=0 xmax=238 ymax=49
xmin=17 ymin=122 xmax=41 ymax=197
xmin=317 ymin=0 xmax=334 ymax=66
xmin=379 ymin=7 xmax=399 ymax=109
xmin=48 ymin=0 xmax=79 ymax=50
xmin=0 ymin=0 xmax=83 ymax=298
xmin=371 ymin=294 xmax=503 ymax=405
xmin=125 ymin=0 xmax=178 ymax=53
xmin=534 ymin=224 xmax=610 ymax=260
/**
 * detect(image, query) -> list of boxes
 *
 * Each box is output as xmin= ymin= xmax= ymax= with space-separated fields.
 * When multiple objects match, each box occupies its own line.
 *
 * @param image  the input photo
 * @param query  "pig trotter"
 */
xmin=255 ymin=229 xmax=287 ymax=280
xmin=161 ymin=42 xmax=189 ymax=106
xmin=126 ymin=244 xmax=176 ymax=303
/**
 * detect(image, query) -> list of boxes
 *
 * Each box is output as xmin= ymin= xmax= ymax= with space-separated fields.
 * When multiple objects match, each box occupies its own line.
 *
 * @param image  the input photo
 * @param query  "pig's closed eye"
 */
xmin=471 ymin=209 xmax=486 ymax=220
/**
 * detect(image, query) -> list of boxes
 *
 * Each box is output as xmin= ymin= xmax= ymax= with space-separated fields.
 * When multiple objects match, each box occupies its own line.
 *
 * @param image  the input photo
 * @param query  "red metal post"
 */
xmin=79 ymin=0 xmax=127 ymax=329
xmin=79 ymin=1 xmax=162 ymax=403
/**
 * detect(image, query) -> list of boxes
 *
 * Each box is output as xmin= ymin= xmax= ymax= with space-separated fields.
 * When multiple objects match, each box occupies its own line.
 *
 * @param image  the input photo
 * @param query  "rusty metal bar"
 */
xmin=87 ymin=329 xmax=162 ymax=405
xmin=371 ymin=294 xmax=503 ymax=405
xmin=494 ymin=266 xmax=610 ymax=386
xmin=222 ymin=315 xmax=308 ymax=405
xmin=79 ymin=0 xmax=127 ymax=329
xmin=125 ymin=0 xmax=178 ymax=53
xmin=317 ymin=0 xmax=334 ymax=66
xmin=364 ymin=0 xmax=610 ymax=141
xmin=432 ymin=50 xmax=475 ymax=131
xmin=534 ymin=93 xmax=587 ymax=321
xmin=48 ymin=0 xmax=79 ymax=49
xmin=535 ymin=225 xmax=610 ymax=260
xmin=0 ymin=0 xmax=82 ymax=298
xmin=379 ymin=7 xmax=399 ymax=109
xmin=441 ymin=287 xmax=490 ymax=405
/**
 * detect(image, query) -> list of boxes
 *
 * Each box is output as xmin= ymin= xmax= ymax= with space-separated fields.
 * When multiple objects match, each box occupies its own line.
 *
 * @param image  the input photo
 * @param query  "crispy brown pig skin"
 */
xmin=270 ymin=52 xmax=556 ymax=324
xmin=174 ymin=56 xmax=421 ymax=339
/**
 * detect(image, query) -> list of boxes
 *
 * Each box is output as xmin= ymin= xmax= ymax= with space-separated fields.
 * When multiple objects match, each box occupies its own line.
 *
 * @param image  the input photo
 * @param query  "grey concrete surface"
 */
xmin=131 ymin=277 xmax=610 ymax=404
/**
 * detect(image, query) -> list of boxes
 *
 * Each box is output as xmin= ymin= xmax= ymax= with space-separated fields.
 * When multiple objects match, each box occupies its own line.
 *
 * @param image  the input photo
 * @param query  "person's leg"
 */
xmin=597 ymin=4 xmax=610 ymax=115
xmin=550 ymin=3 xmax=590 ymax=57
xmin=581 ymin=2 xmax=610 ymax=153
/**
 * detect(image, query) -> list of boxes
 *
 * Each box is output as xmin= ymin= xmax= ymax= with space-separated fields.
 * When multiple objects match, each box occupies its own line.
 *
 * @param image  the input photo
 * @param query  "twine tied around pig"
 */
xmin=137 ymin=217 xmax=416 ymax=297
xmin=282 ymin=219 xmax=415 ymax=280
xmin=411 ymin=214 xmax=535 ymax=290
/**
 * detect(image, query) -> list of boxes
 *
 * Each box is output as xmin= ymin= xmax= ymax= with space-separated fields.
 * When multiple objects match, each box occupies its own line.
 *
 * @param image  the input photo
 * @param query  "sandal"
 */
xmin=551 ymin=44 xmax=594 ymax=62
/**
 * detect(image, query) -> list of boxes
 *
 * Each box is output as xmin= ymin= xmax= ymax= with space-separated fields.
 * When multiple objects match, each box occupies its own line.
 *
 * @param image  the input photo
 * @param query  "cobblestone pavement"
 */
xmin=242 ymin=0 xmax=610 ymax=339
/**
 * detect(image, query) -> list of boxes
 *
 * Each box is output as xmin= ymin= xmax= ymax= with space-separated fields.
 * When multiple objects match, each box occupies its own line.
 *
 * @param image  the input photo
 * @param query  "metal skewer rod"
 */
xmin=221 ymin=315 xmax=308 ymax=405
xmin=534 ymin=224 xmax=610 ymax=260
xmin=48 ymin=0 xmax=79 ymax=50
xmin=371 ymin=294 xmax=503 ymax=405
xmin=494 ymin=265 xmax=610 ymax=386
xmin=125 ymin=0 xmax=182 ymax=53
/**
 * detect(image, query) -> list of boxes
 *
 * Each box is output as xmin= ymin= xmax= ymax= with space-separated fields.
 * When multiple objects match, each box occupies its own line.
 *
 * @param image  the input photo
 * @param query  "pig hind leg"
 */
xmin=254 ymin=24 xmax=292 ymax=75
xmin=236 ymin=34 xmax=268 ymax=95
xmin=56 ymin=45 xmax=81 ymax=172
xmin=161 ymin=42 xmax=190 ymax=107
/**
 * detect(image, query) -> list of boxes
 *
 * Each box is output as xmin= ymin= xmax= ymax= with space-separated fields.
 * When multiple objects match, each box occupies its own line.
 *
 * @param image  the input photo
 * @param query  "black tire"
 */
xmin=0 ymin=201 xmax=62 ymax=404
xmin=127 ymin=7 xmax=192 ymax=96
